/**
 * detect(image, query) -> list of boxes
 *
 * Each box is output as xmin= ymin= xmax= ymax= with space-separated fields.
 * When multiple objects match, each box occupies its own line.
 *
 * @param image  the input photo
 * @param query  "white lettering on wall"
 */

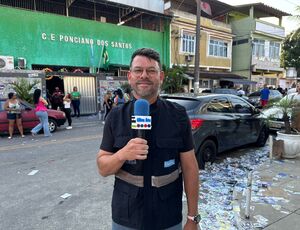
xmin=41 ymin=33 xmax=47 ymax=40
xmin=41 ymin=32 xmax=132 ymax=49
xmin=50 ymin=33 xmax=56 ymax=41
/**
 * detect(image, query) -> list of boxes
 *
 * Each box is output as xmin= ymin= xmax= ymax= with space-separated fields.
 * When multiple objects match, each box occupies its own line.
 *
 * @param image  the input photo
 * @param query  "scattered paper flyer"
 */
xmin=60 ymin=193 xmax=72 ymax=199
xmin=28 ymin=170 xmax=39 ymax=176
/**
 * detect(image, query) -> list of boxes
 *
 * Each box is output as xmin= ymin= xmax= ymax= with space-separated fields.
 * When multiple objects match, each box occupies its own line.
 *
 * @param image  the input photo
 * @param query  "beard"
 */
xmin=132 ymin=79 xmax=161 ymax=99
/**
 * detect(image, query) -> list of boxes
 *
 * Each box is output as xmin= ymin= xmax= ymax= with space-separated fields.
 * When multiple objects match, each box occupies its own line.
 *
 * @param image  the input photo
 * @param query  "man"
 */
xmin=260 ymin=84 xmax=270 ymax=107
xmin=51 ymin=87 xmax=64 ymax=110
xmin=71 ymin=86 xmax=81 ymax=117
xmin=97 ymin=48 xmax=199 ymax=230
xmin=237 ymin=87 xmax=245 ymax=96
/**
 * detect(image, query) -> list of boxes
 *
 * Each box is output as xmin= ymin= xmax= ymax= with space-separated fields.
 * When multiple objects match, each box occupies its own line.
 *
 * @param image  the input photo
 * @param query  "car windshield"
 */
xmin=166 ymin=98 xmax=200 ymax=111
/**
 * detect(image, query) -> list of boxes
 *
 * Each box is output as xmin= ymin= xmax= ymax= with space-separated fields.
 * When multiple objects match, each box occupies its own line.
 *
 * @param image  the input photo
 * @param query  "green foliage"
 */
xmin=162 ymin=66 xmax=187 ymax=94
xmin=270 ymin=96 xmax=300 ymax=134
xmin=120 ymin=82 xmax=131 ymax=94
xmin=281 ymin=32 xmax=300 ymax=72
xmin=281 ymin=6 xmax=300 ymax=75
xmin=10 ymin=78 xmax=39 ymax=104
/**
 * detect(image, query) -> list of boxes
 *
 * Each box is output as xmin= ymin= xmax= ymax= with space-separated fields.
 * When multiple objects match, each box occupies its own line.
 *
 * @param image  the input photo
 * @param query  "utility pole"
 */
xmin=194 ymin=0 xmax=201 ymax=93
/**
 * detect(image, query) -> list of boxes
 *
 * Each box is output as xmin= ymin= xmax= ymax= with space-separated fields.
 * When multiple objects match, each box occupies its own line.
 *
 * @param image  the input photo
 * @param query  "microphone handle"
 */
xmin=137 ymin=129 xmax=145 ymax=139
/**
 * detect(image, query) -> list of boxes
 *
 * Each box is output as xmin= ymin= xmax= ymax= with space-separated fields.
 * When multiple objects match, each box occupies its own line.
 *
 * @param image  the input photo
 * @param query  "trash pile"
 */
xmin=198 ymin=146 xmax=274 ymax=230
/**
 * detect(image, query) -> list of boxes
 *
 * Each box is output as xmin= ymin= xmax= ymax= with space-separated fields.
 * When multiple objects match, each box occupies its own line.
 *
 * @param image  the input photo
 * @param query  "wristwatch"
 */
xmin=187 ymin=214 xmax=201 ymax=224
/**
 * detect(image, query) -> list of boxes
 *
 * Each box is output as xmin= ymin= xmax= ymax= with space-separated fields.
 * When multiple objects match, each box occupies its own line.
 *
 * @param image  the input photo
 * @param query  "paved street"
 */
xmin=1 ymin=121 xmax=300 ymax=230
xmin=0 ymin=122 xmax=114 ymax=230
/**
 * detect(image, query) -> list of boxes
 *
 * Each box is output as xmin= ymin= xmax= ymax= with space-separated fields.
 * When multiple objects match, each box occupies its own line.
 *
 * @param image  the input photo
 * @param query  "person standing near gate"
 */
xmin=97 ymin=48 xmax=200 ymax=230
xmin=71 ymin=86 xmax=81 ymax=117
xmin=51 ymin=87 xmax=64 ymax=110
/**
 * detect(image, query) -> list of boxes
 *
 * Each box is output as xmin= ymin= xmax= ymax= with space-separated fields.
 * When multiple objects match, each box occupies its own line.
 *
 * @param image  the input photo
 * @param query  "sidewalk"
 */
xmin=240 ymin=156 xmax=300 ymax=229
xmin=198 ymin=146 xmax=300 ymax=230
xmin=71 ymin=113 xmax=103 ymax=128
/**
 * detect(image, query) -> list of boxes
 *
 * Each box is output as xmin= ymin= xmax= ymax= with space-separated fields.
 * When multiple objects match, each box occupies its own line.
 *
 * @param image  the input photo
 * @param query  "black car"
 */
xmin=162 ymin=93 xmax=269 ymax=169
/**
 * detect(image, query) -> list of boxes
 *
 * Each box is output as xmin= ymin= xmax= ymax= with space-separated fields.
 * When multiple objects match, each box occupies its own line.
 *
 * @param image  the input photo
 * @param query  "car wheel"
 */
xmin=197 ymin=140 xmax=217 ymax=170
xmin=48 ymin=118 xmax=58 ymax=133
xmin=256 ymin=127 xmax=269 ymax=147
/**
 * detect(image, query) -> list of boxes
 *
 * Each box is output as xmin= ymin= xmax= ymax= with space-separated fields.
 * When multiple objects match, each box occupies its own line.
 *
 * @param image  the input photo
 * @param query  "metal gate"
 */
xmin=63 ymin=76 xmax=97 ymax=115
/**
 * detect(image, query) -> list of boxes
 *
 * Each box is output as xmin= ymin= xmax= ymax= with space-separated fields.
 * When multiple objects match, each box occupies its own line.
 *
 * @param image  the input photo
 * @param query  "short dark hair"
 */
xmin=130 ymin=48 xmax=161 ymax=69
xmin=8 ymin=92 xmax=15 ymax=99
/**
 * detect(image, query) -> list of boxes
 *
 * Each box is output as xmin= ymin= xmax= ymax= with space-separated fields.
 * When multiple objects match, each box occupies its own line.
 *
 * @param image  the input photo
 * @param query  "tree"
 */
xmin=161 ymin=66 xmax=187 ymax=94
xmin=281 ymin=5 xmax=300 ymax=76
xmin=10 ymin=78 xmax=39 ymax=104
xmin=281 ymin=32 xmax=300 ymax=76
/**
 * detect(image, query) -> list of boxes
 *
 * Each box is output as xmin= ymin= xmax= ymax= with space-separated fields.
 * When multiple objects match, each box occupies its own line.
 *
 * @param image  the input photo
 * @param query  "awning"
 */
xmin=185 ymin=71 xmax=248 ymax=80
xmin=220 ymin=78 xmax=257 ymax=85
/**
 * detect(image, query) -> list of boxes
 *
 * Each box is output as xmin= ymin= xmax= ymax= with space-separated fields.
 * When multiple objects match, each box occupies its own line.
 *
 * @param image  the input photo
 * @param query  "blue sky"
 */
xmin=219 ymin=0 xmax=299 ymax=35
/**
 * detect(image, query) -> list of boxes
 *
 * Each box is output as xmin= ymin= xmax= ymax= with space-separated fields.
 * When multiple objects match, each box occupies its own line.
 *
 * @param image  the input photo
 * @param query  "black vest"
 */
xmin=110 ymin=99 xmax=187 ymax=229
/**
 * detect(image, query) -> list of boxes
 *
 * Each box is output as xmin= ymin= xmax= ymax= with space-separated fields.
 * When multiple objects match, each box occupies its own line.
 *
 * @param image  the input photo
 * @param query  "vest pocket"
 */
xmin=155 ymin=138 xmax=184 ymax=173
xmin=153 ymin=177 xmax=183 ymax=228
xmin=112 ymin=179 xmax=142 ymax=225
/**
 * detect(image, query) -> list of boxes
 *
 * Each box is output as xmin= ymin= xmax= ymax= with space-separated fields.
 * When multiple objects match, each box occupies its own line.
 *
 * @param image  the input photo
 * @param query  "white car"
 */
xmin=260 ymin=93 xmax=300 ymax=131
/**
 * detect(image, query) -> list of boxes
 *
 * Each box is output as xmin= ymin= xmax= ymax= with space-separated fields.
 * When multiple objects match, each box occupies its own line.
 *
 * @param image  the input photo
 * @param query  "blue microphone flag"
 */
xmin=132 ymin=99 xmax=151 ymax=130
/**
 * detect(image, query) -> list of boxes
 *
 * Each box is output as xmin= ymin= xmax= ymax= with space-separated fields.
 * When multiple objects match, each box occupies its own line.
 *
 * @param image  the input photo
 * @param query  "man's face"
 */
xmin=128 ymin=55 xmax=164 ymax=102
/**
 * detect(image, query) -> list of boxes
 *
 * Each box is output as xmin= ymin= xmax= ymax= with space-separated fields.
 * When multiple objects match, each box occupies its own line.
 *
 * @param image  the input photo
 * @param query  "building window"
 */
xmin=181 ymin=32 xmax=195 ymax=54
xmin=252 ymin=39 xmax=265 ymax=57
xmin=209 ymin=39 xmax=228 ymax=57
xmin=269 ymin=41 xmax=280 ymax=59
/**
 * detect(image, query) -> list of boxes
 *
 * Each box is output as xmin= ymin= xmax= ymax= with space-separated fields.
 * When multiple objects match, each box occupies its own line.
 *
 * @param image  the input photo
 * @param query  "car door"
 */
xmin=20 ymin=101 xmax=39 ymax=130
xmin=229 ymin=96 xmax=260 ymax=145
xmin=0 ymin=100 xmax=8 ymax=133
xmin=205 ymin=96 xmax=236 ymax=152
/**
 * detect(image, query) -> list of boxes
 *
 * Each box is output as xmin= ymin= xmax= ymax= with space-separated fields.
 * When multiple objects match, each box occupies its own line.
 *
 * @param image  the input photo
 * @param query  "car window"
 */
xmin=249 ymin=91 xmax=260 ymax=97
xmin=166 ymin=98 xmax=200 ymax=111
xmin=230 ymin=97 xmax=252 ymax=113
xmin=207 ymin=97 xmax=233 ymax=113
xmin=214 ymin=88 xmax=238 ymax=95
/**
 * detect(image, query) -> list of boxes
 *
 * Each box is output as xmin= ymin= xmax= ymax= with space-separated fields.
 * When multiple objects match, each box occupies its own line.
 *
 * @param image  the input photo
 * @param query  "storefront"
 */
xmin=0 ymin=6 xmax=170 ymax=114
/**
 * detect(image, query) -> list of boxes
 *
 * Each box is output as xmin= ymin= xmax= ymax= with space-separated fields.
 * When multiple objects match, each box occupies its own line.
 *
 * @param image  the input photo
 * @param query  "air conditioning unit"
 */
xmin=185 ymin=55 xmax=193 ymax=62
xmin=0 ymin=56 xmax=14 ymax=70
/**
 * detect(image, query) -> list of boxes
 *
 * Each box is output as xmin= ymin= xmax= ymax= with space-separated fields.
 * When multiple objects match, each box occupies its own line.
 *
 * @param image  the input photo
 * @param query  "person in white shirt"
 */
xmin=237 ymin=88 xmax=245 ymax=96
xmin=63 ymin=93 xmax=72 ymax=129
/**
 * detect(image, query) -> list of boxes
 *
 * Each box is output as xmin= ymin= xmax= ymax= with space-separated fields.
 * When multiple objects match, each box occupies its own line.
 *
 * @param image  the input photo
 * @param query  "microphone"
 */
xmin=132 ymin=99 xmax=151 ymax=138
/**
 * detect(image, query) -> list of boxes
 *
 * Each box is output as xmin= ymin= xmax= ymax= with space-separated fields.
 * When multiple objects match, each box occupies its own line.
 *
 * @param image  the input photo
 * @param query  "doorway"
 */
xmin=46 ymin=76 xmax=65 ymax=99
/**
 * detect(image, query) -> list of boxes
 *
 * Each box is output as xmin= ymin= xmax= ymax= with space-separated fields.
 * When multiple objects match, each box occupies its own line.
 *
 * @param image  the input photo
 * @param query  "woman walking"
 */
xmin=63 ymin=93 xmax=72 ymax=129
xmin=4 ymin=92 xmax=25 ymax=139
xmin=31 ymin=89 xmax=52 ymax=137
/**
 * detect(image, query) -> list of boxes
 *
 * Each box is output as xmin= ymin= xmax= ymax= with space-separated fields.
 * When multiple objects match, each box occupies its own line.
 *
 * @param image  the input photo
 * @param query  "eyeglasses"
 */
xmin=130 ymin=68 xmax=160 ymax=77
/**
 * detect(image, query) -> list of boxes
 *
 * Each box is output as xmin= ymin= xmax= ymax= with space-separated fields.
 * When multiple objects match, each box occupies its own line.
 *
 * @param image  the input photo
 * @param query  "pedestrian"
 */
xmin=4 ymin=92 xmax=25 ymax=139
xmin=31 ymin=89 xmax=52 ymax=137
xmin=260 ymin=84 xmax=270 ymax=107
xmin=237 ymin=87 xmax=245 ymax=96
xmin=103 ymin=91 xmax=113 ymax=123
xmin=71 ymin=86 xmax=81 ymax=117
xmin=51 ymin=87 xmax=64 ymax=110
xmin=97 ymin=48 xmax=200 ymax=230
xmin=113 ymin=88 xmax=126 ymax=106
xmin=63 ymin=93 xmax=72 ymax=129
